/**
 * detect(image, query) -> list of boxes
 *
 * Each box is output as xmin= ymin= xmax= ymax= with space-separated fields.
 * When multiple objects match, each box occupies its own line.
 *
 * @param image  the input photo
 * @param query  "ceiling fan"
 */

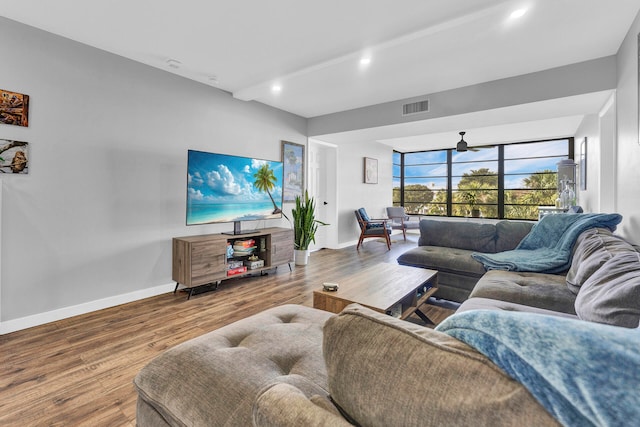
xmin=456 ymin=131 xmax=471 ymax=152
xmin=455 ymin=131 xmax=495 ymax=152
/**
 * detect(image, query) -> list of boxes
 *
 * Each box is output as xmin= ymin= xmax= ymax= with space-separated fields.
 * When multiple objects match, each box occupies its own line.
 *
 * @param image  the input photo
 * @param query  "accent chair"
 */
xmin=354 ymin=208 xmax=391 ymax=250
xmin=386 ymin=206 xmax=420 ymax=241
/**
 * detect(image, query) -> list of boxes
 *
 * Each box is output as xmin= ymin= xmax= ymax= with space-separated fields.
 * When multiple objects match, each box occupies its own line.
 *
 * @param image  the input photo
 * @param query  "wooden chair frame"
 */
xmin=355 ymin=209 xmax=391 ymax=250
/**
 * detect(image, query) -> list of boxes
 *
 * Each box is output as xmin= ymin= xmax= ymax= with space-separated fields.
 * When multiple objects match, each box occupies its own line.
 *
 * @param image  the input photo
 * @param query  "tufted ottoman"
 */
xmin=134 ymin=304 xmax=334 ymax=427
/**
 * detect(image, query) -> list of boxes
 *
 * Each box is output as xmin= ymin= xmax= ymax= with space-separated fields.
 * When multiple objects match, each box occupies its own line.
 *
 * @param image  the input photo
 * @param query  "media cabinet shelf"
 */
xmin=172 ymin=227 xmax=293 ymax=299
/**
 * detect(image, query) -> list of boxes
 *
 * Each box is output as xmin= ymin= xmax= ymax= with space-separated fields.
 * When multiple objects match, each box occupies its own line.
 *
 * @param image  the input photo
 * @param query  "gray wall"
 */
xmin=0 ymin=17 xmax=306 ymax=328
xmin=335 ymin=140 xmax=393 ymax=247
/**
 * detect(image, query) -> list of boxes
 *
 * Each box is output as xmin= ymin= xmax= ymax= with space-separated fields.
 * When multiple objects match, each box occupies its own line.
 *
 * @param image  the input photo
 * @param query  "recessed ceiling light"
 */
xmin=360 ymin=57 xmax=371 ymax=66
xmin=509 ymin=8 xmax=527 ymax=20
xmin=271 ymin=84 xmax=282 ymax=93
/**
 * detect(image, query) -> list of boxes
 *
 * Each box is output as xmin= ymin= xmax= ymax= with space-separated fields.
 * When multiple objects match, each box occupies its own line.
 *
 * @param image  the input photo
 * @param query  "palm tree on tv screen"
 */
xmin=253 ymin=163 xmax=282 ymax=214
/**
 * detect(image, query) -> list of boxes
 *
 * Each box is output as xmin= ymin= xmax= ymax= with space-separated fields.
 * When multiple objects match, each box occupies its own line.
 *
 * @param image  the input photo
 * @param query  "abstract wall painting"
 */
xmin=282 ymin=140 xmax=305 ymax=202
xmin=364 ymin=157 xmax=378 ymax=184
xmin=0 ymin=139 xmax=29 ymax=174
xmin=0 ymin=89 xmax=30 ymax=127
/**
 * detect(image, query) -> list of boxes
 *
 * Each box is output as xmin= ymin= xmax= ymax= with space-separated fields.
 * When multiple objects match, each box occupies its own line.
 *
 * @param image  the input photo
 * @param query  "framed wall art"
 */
xmin=0 ymin=89 xmax=29 ymax=127
xmin=364 ymin=157 xmax=378 ymax=184
xmin=580 ymin=137 xmax=587 ymax=191
xmin=0 ymin=139 xmax=29 ymax=174
xmin=282 ymin=140 xmax=305 ymax=202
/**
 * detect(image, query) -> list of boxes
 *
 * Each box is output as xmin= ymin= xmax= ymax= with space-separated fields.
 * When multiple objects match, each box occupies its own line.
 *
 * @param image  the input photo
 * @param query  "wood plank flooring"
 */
xmin=0 ymin=232 xmax=454 ymax=426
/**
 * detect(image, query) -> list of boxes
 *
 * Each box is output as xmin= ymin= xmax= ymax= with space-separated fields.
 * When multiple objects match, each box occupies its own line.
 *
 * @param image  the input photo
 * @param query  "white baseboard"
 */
xmin=336 ymin=239 xmax=359 ymax=249
xmin=0 ymin=282 xmax=176 ymax=335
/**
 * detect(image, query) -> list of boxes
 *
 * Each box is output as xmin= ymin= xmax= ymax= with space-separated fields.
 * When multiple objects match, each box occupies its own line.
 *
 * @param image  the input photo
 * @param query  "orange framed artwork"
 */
xmin=0 ymin=89 xmax=29 ymax=127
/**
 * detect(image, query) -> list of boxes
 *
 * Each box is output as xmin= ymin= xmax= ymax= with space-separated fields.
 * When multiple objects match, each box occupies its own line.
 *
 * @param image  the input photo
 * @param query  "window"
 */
xmin=402 ymin=151 xmax=447 ymax=216
xmin=393 ymin=138 xmax=572 ymax=220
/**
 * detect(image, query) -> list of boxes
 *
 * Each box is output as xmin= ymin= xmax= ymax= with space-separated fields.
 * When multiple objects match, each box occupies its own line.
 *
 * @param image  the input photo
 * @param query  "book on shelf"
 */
xmin=227 ymin=266 xmax=247 ymax=276
xmin=227 ymin=260 xmax=244 ymax=269
xmin=232 ymin=247 xmax=256 ymax=256
xmin=233 ymin=239 xmax=255 ymax=248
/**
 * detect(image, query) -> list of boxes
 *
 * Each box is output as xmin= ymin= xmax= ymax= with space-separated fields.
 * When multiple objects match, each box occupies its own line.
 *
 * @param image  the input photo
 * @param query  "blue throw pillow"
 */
xmin=357 ymin=208 xmax=370 ymax=222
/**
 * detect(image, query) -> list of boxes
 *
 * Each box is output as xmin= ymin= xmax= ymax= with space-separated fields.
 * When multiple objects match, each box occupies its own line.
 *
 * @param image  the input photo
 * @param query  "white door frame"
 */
xmin=308 ymin=138 xmax=338 ymax=249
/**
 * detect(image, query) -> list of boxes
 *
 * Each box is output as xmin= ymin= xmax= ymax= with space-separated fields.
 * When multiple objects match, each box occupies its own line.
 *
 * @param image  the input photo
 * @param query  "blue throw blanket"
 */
xmin=436 ymin=310 xmax=640 ymax=427
xmin=471 ymin=213 xmax=622 ymax=273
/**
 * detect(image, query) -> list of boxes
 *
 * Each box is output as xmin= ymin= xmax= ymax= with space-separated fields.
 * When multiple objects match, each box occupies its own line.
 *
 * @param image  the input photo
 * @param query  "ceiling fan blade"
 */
xmin=471 ymin=144 xmax=497 ymax=151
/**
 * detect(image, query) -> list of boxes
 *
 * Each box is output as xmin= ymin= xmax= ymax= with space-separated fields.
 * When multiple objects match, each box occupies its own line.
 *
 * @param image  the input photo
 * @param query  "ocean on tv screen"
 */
xmin=187 ymin=201 xmax=281 ymax=225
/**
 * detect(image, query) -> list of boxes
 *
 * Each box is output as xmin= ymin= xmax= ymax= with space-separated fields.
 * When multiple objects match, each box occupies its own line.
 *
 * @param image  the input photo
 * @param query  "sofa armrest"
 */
xmin=323 ymin=304 xmax=559 ymax=427
xmin=253 ymin=383 xmax=352 ymax=427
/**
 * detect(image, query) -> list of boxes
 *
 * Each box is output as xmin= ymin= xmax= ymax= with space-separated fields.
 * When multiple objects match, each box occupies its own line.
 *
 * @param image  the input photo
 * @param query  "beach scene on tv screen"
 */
xmin=187 ymin=150 xmax=284 ymax=225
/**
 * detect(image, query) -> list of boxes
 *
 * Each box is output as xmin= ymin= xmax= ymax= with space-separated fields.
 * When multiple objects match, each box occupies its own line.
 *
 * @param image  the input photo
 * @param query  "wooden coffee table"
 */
xmin=312 ymin=263 xmax=438 ymax=324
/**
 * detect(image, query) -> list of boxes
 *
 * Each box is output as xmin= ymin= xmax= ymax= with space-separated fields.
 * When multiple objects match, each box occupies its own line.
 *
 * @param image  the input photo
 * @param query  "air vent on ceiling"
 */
xmin=402 ymin=99 xmax=429 ymax=116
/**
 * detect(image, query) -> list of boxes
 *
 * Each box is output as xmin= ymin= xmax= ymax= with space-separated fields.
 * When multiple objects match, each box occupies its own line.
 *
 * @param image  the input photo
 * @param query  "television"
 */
xmin=186 ymin=150 xmax=284 ymax=234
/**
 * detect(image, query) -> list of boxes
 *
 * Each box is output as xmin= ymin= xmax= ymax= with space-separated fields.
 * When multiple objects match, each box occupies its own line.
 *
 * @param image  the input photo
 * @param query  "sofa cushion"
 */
xmin=418 ymin=220 xmax=497 ymax=252
xmin=469 ymin=270 xmax=576 ymax=314
xmin=458 ymin=297 xmax=578 ymax=320
xmin=495 ymin=220 xmax=534 ymax=252
xmin=566 ymin=228 xmax=637 ymax=294
xmin=323 ymin=304 xmax=559 ymax=427
xmin=134 ymin=305 xmax=332 ymax=427
xmin=575 ymin=251 xmax=640 ymax=328
xmin=397 ymin=246 xmax=487 ymax=277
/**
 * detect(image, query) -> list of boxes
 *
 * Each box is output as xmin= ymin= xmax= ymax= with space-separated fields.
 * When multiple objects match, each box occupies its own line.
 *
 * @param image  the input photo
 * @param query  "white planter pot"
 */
xmin=294 ymin=249 xmax=309 ymax=266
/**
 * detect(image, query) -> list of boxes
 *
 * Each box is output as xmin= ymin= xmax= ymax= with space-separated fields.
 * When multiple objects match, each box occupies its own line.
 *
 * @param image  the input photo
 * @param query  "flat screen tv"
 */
xmin=186 ymin=150 xmax=284 ymax=234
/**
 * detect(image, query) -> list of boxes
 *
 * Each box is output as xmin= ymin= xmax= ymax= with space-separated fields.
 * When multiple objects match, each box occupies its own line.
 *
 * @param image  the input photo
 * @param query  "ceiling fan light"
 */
xmin=456 ymin=131 xmax=468 ymax=152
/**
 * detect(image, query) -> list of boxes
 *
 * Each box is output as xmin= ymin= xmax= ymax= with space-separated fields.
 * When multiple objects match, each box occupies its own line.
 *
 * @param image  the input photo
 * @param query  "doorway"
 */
xmin=307 ymin=139 xmax=338 ymax=249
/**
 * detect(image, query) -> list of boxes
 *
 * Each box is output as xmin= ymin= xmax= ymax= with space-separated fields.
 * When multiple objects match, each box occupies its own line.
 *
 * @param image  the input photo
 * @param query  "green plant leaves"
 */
xmin=291 ymin=190 xmax=328 ymax=250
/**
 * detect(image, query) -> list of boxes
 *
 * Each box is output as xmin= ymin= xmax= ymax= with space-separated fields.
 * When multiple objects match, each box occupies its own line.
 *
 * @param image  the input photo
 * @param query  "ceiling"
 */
xmin=1 ymin=1 xmax=639 ymax=150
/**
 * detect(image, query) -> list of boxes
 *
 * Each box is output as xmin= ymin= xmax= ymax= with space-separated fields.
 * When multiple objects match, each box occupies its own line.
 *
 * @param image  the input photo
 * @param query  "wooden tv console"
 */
xmin=172 ymin=227 xmax=293 ymax=299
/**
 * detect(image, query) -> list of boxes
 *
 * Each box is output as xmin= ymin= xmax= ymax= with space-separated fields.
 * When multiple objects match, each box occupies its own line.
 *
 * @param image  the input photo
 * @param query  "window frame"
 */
xmin=393 ymin=138 xmax=574 ymax=220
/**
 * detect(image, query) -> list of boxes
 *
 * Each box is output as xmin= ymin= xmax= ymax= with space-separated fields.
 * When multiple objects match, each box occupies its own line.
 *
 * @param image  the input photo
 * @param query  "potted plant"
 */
xmin=462 ymin=191 xmax=481 ymax=218
xmin=291 ymin=190 xmax=328 ymax=265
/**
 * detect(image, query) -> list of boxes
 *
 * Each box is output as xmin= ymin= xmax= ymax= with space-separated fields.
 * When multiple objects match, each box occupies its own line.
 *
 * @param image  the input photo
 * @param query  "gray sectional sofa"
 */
xmin=134 ymin=215 xmax=640 ymax=426
xmin=398 ymin=217 xmax=640 ymax=328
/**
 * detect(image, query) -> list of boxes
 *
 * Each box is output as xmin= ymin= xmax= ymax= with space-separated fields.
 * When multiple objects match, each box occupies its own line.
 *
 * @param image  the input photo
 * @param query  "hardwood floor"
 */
xmin=0 ymin=232 xmax=454 ymax=426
